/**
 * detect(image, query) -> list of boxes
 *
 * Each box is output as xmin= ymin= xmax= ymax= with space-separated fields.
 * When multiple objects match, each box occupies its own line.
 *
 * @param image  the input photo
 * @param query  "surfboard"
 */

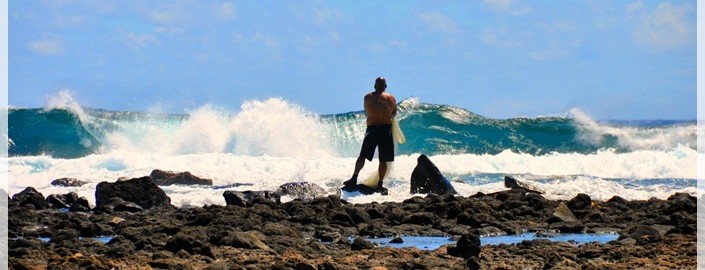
xmin=360 ymin=161 xmax=394 ymax=188
xmin=392 ymin=118 xmax=405 ymax=144
xmin=360 ymin=118 xmax=405 ymax=188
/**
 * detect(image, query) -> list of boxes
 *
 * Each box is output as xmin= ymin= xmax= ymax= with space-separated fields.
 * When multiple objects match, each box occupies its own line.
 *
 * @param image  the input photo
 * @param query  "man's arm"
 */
xmin=390 ymin=95 xmax=397 ymax=117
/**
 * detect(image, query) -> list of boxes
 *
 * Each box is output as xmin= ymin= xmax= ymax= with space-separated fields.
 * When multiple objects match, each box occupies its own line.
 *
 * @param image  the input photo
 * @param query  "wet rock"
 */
xmin=350 ymin=237 xmax=375 ymax=250
xmin=46 ymin=192 xmax=79 ymax=209
xmin=410 ymin=154 xmax=457 ymax=195
xmin=448 ymin=232 xmax=481 ymax=259
xmin=68 ymin=197 xmax=91 ymax=212
xmin=227 ymin=231 xmax=273 ymax=251
xmin=344 ymin=205 xmax=371 ymax=224
xmin=106 ymin=236 xmax=136 ymax=258
xmin=150 ymin=169 xmax=213 ymax=186
xmin=49 ymin=228 xmax=79 ymax=244
xmin=51 ymin=177 xmax=88 ymax=187
xmin=95 ymin=176 xmax=171 ymax=210
xmin=318 ymin=231 xmax=342 ymax=242
xmin=402 ymin=212 xmax=436 ymax=226
xmin=665 ymin=193 xmax=696 ymax=214
xmin=503 ymin=176 xmax=544 ymax=194
xmin=95 ymin=197 xmax=144 ymax=213
xmin=165 ymin=232 xmax=215 ymax=258
xmin=619 ymin=225 xmax=662 ymax=245
xmin=549 ymin=202 xmax=578 ymax=223
xmin=277 ymin=182 xmax=329 ymax=202
xmin=223 ymin=190 xmax=281 ymax=207
xmin=12 ymin=187 xmax=48 ymax=210
xmin=568 ymin=193 xmax=592 ymax=211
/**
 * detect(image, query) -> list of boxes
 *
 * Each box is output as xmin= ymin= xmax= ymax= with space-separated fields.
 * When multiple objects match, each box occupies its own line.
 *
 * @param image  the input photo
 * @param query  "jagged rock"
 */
xmin=96 ymin=197 xmax=144 ymax=213
xmin=410 ymin=154 xmax=457 ymax=195
xmin=68 ymin=197 xmax=91 ymax=212
xmin=50 ymin=177 xmax=88 ymax=187
xmin=223 ymin=190 xmax=280 ymax=207
xmin=607 ymin=196 xmax=628 ymax=205
xmin=550 ymin=202 xmax=578 ymax=223
xmin=504 ymin=176 xmax=544 ymax=194
xmin=46 ymin=192 xmax=79 ymax=209
xmin=448 ymin=232 xmax=481 ymax=259
xmin=619 ymin=225 xmax=662 ymax=245
xmin=149 ymin=169 xmax=213 ymax=186
xmin=165 ymin=232 xmax=216 ymax=258
xmin=12 ymin=187 xmax=48 ymax=210
xmin=226 ymin=231 xmax=273 ymax=251
xmin=390 ymin=236 xmax=404 ymax=244
xmin=277 ymin=182 xmax=330 ymax=201
xmin=351 ymin=237 xmax=375 ymax=250
xmin=568 ymin=193 xmax=592 ymax=211
xmin=95 ymin=176 xmax=171 ymax=210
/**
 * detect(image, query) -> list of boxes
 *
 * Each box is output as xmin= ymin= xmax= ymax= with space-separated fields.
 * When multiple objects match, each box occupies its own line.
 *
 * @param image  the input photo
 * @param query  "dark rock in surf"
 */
xmin=12 ymin=187 xmax=48 ymax=210
xmin=95 ymin=197 xmax=144 ymax=213
xmin=277 ymin=182 xmax=330 ymax=201
xmin=149 ymin=169 xmax=213 ymax=186
xmin=410 ymin=154 xmax=457 ymax=195
xmin=68 ymin=196 xmax=91 ymax=212
xmin=504 ymin=176 xmax=544 ymax=194
xmin=223 ymin=190 xmax=281 ymax=207
xmin=46 ymin=192 xmax=79 ymax=209
xmin=51 ymin=177 xmax=88 ymax=187
xmin=568 ymin=193 xmax=592 ymax=211
xmin=95 ymin=176 xmax=171 ymax=210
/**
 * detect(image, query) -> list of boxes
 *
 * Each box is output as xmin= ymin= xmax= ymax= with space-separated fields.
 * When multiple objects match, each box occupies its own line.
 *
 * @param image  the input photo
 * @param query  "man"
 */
xmin=343 ymin=76 xmax=397 ymax=195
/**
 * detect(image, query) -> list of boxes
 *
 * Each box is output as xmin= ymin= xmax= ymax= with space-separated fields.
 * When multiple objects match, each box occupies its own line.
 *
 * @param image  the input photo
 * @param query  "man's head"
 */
xmin=374 ymin=77 xmax=387 ymax=92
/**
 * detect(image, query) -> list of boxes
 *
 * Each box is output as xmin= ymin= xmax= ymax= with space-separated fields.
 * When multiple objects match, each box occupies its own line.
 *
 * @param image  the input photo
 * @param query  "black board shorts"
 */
xmin=359 ymin=124 xmax=394 ymax=162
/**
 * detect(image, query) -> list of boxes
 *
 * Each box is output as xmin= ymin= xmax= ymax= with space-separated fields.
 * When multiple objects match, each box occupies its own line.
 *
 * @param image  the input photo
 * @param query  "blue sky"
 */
xmin=9 ymin=0 xmax=696 ymax=120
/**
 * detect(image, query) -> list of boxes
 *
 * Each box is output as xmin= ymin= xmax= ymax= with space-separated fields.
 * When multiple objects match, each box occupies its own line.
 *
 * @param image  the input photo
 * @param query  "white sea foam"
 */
xmin=7 ymin=147 xmax=699 ymax=207
xmin=101 ymin=98 xmax=335 ymax=157
xmin=571 ymin=108 xmax=697 ymax=151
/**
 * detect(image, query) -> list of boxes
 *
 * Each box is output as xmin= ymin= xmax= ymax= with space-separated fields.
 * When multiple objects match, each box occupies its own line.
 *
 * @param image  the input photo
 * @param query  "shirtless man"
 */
xmin=343 ymin=77 xmax=397 ymax=195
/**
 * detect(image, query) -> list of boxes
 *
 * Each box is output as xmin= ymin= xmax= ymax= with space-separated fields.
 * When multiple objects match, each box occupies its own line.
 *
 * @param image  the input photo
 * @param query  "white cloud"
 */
xmin=253 ymin=32 xmax=280 ymax=51
xmin=126 ymin=33 xmax=157 ymax=49
xmin=627 ymin=0 xmax=644 ymax=13
xmin=418 ymin=12 xmax=459 ymax=35
xmin=313 ymin=8 xmax=342 ymax=25
xmin=155 ymin=27 xmax=184 ymax=36
xmin=150 ymin=10 xmax=180 ymax=24
xmin=483 ymin=0 xmax=530 ymax=15
xmin=215 ymin=2 xmax=236 ymax=20
xmin=633 ymin=2 xmax=694 ymax=49
xmin=481 ymin=27 xmax=516 ymax=48
xmin=28 ymin=39 xmax=65 ymax=56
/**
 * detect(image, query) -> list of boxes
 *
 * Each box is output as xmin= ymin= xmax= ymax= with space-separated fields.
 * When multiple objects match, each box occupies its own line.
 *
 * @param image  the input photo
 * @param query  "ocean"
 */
xmin=7 ymin=94 xmax=701 ymax=207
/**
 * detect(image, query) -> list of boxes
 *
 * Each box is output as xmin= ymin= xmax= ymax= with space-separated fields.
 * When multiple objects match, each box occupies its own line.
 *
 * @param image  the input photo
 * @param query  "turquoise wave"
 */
xmin=8 ymin=99 xmax=697 ymax=158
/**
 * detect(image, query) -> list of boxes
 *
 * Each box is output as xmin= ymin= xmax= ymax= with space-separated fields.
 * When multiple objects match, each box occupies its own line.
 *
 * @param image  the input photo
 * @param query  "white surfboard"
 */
xmin=392 ymin=118 xmax=405 ymax=144
xmin=361 ymin=118 xmax=405 ymax=188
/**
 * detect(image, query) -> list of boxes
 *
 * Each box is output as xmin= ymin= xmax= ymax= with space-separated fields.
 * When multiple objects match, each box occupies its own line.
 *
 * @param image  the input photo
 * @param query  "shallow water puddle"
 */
xmin=36 ymin=236 xmax=114 ymax=243
xmin=358 ymin=232 xmax=620 ymax=250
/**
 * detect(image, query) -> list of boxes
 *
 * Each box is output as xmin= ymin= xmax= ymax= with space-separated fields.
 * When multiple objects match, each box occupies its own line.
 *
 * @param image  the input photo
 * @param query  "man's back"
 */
xmin=365 ymin=91 xmax=396 ymax=126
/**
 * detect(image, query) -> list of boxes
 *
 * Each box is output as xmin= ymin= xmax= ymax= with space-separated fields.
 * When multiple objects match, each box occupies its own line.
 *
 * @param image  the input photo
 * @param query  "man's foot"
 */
xmin=343 ymin=178 xmax=357 ymax=187
xmin=376 ymin=186 xmax=389 ymax=196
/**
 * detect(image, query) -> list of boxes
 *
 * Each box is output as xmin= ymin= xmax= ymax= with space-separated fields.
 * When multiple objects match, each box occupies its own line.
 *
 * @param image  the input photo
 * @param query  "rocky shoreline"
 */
xmin=7 ymin=176 xmax=699 ymax=269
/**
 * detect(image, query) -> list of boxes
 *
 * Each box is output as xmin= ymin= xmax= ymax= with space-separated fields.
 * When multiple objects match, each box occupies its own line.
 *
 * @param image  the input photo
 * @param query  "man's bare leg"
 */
xmin=344 ymin=156 xmax=366 ymax=186
xmin=377 ymin=161 xmax=389 ymax=195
